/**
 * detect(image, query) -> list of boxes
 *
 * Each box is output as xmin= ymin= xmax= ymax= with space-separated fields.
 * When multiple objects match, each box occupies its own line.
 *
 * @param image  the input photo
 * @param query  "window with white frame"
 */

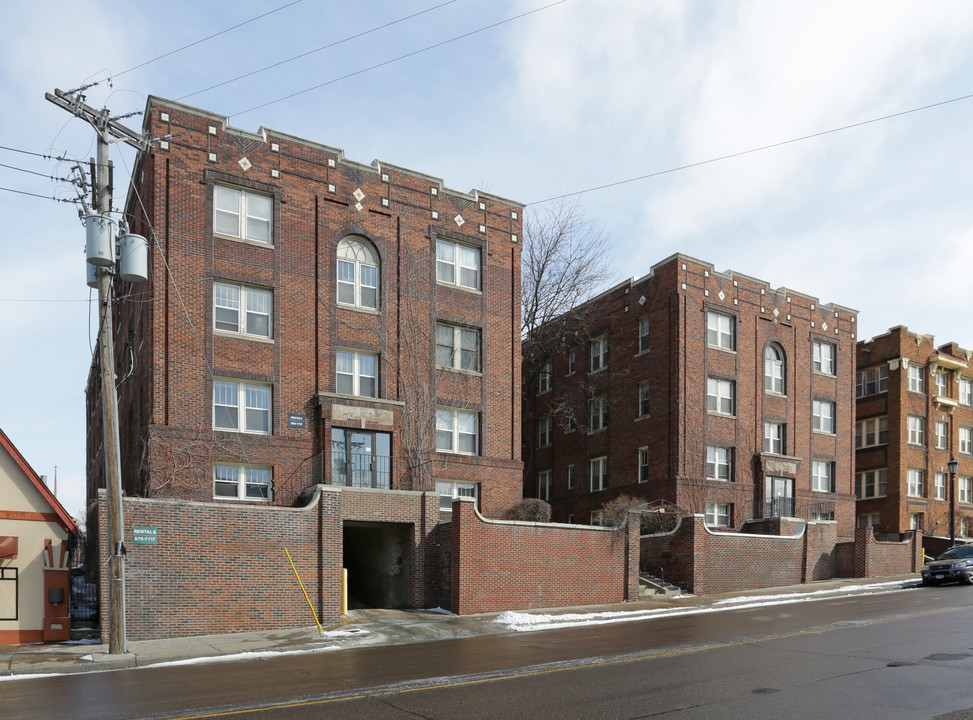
xmin=705 ymin=502 xmax=730 ymax=527
xmin=964 ymin=518 xmax=972 ymax=538
xmin=935 ymin=472 xmax=947 ymax=500
xmin=706 ymin=311 xmax=735 ymax=351
xmin=935 ymin=370 xmax=949 ymax=397
xmin=337 ymin=236 xmax=379 ymax=309
xmin=907 ymin=415 xmax=926 ymax=446
xmin=590 ymin=509 xmax=607 ymax=526
xmin=588 ymin=455 xmax=608 ymax=492
xmin=764 ymin=422 xmax=786 ymax=455
xmin=213 ymin=380 xmax=271 ymax=434
xmin=537 ymin=415 xmax=552 ymax=448
xmin=567 ymin=350 xmax=576 ymax=375
xmin=436 ymin=323 xmax=481 ymax=373
xmin=855 ymin=469 xmax=887 ymax=499
xmin=812 ymin=460 xmax=835 ymax=493
xmin=566 ymin=464 xmax=575 ymax=490
xmin=856 ymin=416 xmax=888 ymax=449
xmin=589 ymin=335 xmax=608 ymax=372
xmin=336 ymin=350 xmax=378 ymax=398
xmin=638 ymin=447 xmax=650 ymax=483
xmin=706 ymin=445 xmax=733 ymax=481
xmin=962 ymin=477 xmax=973 ymax=505
xmin=436 ymin=480 xmax=477 ymax=512
xmin=536 ymin=358 xmax=552 ymax=393
xmin=857 ymin=513 xmax=881 ymax=528
xmin=214 ymin=464 xmax=271 ymax=501
xmin=638 ymin=317 xmax=650 ymax=353
xmin=812 ymin=400 xmax=836 ymax=434
xmin=907 ymin=468 xmax=925 ymax=497
xmin=908 ymin=364 xmax=925 ymax=393
xmin=435 ymin=408 xmax=479 ymax=455
xmin=707 ymin=377 xmax=735 ymax=416
xmin=813 ymin=341 xmax=836 ymax=375
xmin=537 ymin=470 xmax=552 ymax=501
xmin=436 ymin=239 xmax=480 ymax=290
xmin=856 ymin=365 xmax=889 ymax=398
xmin=911 ymin=512 xmax=924 ymax=531
xmin=588 ymin=396 xmax=608 ymax=432
xmin=961 ymin=378 xmax=972 ymax=406
xmin=936 ymin=421 xmax=949 ymax=450
xmin=214 ymin=282 xmax=272 ymax=338
xmin=637 ymin=381 xmax=650 ymax=417
xmin=961 ymin=426 xmax=973 ymax=455
xmin=213 ymin=185 xmax=272 ymax=244
xmin=764 ymin=344 xmax=785 ymax=395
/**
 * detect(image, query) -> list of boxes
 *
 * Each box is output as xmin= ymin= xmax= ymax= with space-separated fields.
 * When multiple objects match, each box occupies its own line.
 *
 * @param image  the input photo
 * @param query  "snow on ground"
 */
xmin=493 ymin=580 xmax=918 ymax=632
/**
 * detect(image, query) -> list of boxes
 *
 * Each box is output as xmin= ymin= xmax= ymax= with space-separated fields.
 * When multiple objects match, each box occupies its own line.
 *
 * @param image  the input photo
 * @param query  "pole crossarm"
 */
xmin=44 ymin=88 xmax=148 ymax=152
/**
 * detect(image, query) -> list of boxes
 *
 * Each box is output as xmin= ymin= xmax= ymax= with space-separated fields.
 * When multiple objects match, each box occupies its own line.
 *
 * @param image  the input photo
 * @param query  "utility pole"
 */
xmin=45 ymin=88 xmax=148 ymax=654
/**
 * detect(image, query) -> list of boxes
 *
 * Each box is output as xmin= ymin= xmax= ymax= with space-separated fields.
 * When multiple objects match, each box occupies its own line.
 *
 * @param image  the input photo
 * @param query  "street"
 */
xmin=4 ymin=586 xmax=973 ymax=719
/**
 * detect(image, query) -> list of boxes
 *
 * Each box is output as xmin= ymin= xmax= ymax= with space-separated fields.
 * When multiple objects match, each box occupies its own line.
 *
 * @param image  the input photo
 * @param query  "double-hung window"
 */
xmin=537 ymin=470 xmax=552 ymax=501
xmin=935 ymin=421 xmax=949 ymax=450
xmin=764 ymin=422 xmax=785 ymax=455
xmin=705 ymin=502 xmax=730 ymax=527
xmin=638 ymin=317 xmax=650 ymax=353
xmin=589 ymin=336 xmax=608 ymax=372
xmin=537 ymin=359 xmax=552 ymax=393
xmin=707 ymin=311 xmax=735 ymax=351
xmin=706 ymin=446 xmax=733 ymax=481
xmin=537 ymin=415 xmax=552 ymax=448
xmin=436 ymin=239 xmax=480 ymax=290
xmin=907 ymin=468 xmax=925 ymax=498
xmin=961 ymin=378 xmax=972 ymax=406
xmin=436 ymin=480 xmax=477 ymax=512
xmin=588 ymin=456 xmax=608 ymax=492
xmin=961 ymin=477 xmax=973 ymax=504
xmin=588 ymin=396 xmax=608 ymax=432
xmin=214 ymin=380 xmax=271 ymax=434
xmin=856 ymin=416 xmax=888 ymax=449
xmin=566 ymin=464 xmax=575 ymax=490
xmin=855 ymin=469 xmax=887 ymax=499
xmin=908 ymin=365 xmax=926 ymax=393
xmin=214 ymin=185 xmax=272 ymax=244
xmin=812 ymin=400 xmax=836 ymax=434
xmin=961 ymin=426 xmax=973 ymax=455
xmin=813 ymin=341 xmax=836 ymax=375
xmin=336 ymin=350 xmax=378 ymax=398
xmin=637 ymin=381 xmax=650 ymax=417
xmin=907 ymin=415 xmax=926 ymax=446
xmin=638 ymin=447 xmax=650 ymax=483
xmin=812 ymin=460 xmax=835 ymax=493
xmin=764 ymin=344 xmax=785 ymax=395
xmin=935 ymin=371 xmax=949 ymax=397
xmin=436 ymin=324 xmax=481 ymax=372
xmin=214 ymin=464 xmax=272 ymax=501
xmin=436 ymin=408 xmax=478 ymax=455
xmin=214 ymin=282 xmax=272 ymax=338
xmin=707 ymin=377 xmax=735 ymax=416
xmin=337 ymin=236 xmax=379 ymax=309
xmin=935 ymin=472 xmax=947 ymax=500
xmin=856 ymin=365 xmax=888 ymax=398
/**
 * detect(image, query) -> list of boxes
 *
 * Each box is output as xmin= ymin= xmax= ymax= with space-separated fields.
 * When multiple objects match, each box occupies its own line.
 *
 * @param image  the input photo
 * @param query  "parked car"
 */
xmin=921 ymin=545 xmax=973 ymax=586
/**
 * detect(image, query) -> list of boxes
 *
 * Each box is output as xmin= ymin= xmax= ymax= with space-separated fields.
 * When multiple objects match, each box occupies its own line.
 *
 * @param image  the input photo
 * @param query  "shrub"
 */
xmin=506 ymin=498 xmax=552 ymax=522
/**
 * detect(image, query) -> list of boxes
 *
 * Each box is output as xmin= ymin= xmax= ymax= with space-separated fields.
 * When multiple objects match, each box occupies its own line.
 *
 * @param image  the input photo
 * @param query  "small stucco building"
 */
xmin=0 ymin=428 xmax=78 ymax=644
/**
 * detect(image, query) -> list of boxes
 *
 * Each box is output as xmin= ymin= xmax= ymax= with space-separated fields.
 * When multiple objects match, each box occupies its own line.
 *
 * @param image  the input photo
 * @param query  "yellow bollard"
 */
xmin=285 ymin=547 xmax=323 ymax=635
xmin=342 ymin=568 xmax=348 ymax=615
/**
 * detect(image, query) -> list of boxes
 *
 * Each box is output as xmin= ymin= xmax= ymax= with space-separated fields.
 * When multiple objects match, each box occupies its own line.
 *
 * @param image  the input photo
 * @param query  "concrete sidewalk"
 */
xmin=0 ymin=575 xmax=920 ymax=677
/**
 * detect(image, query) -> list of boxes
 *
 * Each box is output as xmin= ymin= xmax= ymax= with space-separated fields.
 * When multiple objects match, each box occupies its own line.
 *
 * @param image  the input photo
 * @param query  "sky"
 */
xmin=1 ymin=0 xmax=972 ymax=522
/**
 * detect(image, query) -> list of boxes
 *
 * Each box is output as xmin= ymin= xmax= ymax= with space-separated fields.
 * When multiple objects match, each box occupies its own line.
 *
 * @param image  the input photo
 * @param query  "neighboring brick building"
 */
xmin=524 ymin=253 xmax=859 ymax=539
xmin=855 ymin=326 xmax=973 ymax=539
xmin=85 ymin=96 xmax=524 ymax=617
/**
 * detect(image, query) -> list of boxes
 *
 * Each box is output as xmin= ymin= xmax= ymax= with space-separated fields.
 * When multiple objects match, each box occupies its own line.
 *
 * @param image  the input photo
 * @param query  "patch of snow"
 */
xmin=425 ymin=607 xmax=456 ymax=615
xmin=80 ymin=654 xmax=94 ymax=662
xmin=320 ymin=628 xmax=369 ymax=638
xmin=147 ymin=645 xmax=343 ymax=668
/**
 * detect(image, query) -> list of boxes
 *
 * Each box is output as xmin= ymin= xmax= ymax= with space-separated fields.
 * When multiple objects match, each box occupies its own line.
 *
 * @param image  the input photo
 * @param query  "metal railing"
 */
xmin=765 ymin=497 xmax=795 ymax=518
xmin=331 ymin=451 xmax=391 ymax=489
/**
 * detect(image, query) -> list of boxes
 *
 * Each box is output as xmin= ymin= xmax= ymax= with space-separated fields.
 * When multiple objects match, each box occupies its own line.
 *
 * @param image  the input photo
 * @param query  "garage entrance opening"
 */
xmin=342 ymin=521 xmax=412 ymax=609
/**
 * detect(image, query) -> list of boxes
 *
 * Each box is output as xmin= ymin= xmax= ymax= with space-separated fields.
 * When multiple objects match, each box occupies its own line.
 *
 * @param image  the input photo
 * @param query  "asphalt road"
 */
xmin=5 ymin=586 xmax=973 ymax=720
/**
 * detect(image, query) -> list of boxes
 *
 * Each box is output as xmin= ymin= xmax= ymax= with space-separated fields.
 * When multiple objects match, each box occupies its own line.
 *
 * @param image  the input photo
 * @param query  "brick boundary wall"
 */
xmin=837 ymin=526 xmax=921 ymax=579
xmin=97 ymin=485 xmax=441 ymax=641
xmin=450 ymin=498 xmax=639 ymax=614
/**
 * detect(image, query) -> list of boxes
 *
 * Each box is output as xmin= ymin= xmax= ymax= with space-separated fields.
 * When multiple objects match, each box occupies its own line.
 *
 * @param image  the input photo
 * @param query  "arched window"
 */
xmin=337 ymin=236 xmax=379 ymax=309
xmin=764 ymin=344 xmax=785 ymax=395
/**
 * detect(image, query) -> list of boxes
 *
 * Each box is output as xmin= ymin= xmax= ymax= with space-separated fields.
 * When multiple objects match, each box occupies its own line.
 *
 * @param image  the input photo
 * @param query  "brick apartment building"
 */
xmin=524 ymin=254 xmax=859 ymax=538
xmin=855 ymin=327 xmax=973 ymax=539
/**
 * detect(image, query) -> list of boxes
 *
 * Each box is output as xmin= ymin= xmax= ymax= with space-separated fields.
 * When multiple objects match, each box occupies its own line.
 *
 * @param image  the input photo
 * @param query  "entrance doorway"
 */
xmin=342 ymin=521 xmax=412 ymax=609
xmin=765 ymin=476 xmax=794 ymax=518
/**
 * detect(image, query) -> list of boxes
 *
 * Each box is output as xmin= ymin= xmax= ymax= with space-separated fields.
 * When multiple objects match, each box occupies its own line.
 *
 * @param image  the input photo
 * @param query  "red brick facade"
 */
xmin=86 ymin=95 xmax=524 ymax=516
xmin=524 ymin=254 xmax=858 ymax=539
xmin=855 ymin=326 xmax=973 ymax=539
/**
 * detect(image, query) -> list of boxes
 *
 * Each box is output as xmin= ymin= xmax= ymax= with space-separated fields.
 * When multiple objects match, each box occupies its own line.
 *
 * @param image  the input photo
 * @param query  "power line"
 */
xmin=0 ymin=185 xmax=72 ymax=201
xmin=0 ymin=144 xmax=70 ymax=162
xmin=0 ymin=161 xmax=72 ymax=182
xmin=527 ymin=92 xmax=973 ymax=206
xmin=111 ymin=0 xmax=305 ymax=80
xmin=232 ymin=0 xmax=568 ymax=118
xmin=177 ymin=0 xmax=461 ymax=102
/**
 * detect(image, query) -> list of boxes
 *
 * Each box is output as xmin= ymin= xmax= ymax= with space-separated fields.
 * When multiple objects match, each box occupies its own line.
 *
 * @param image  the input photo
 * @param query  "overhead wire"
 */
xmin=176 ymin=0 xmax=462 ymax=102
xmin=526 ymin=92 xmax=973 ymax=206
xmin=110 ymin=0 xmax=305 ymax=80
xmin=0 ymin=161 xmax=73 ymax=182
xmin=230 ymin=0 xmax=569 ymax=118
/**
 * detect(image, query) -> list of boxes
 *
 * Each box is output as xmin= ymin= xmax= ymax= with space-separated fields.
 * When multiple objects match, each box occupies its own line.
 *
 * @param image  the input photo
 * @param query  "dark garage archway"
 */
xmin=342 ymin=521 xmax=413 ymax=609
